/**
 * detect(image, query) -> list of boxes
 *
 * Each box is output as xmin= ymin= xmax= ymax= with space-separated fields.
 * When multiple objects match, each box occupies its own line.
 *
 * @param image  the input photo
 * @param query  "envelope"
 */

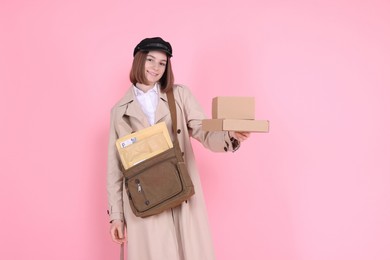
xmin=116 ymin=122 xmax=173 ymax=170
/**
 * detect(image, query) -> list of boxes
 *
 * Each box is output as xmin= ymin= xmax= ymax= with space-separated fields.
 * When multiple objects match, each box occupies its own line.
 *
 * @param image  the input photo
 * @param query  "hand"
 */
xmin=229 ymin=131 xmax=251 ymax=142
xmin=110 ymin=220 xmax=126 ymax=244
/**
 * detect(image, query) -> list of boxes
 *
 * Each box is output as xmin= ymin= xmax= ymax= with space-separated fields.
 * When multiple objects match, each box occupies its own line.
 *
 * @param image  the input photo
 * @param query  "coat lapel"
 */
xmin=116 ymin=85 xmax=171 ymax=136
xmin=124 ymin=101 xmax=149 ymax=127
xmin=115 ymin=87 xmax=147 ymax=136
xmin=155 ymin=90 xmax=170 ymax=124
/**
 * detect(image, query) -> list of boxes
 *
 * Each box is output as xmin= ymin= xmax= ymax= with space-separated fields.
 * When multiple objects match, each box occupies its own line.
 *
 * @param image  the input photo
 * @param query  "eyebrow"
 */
xmin=147 ymin=54 xmax=167 ymax=62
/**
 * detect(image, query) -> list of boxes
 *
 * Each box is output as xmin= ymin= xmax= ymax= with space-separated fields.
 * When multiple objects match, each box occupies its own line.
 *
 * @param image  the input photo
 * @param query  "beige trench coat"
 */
xmin=107 ymin=85 xmax=235 ymax=260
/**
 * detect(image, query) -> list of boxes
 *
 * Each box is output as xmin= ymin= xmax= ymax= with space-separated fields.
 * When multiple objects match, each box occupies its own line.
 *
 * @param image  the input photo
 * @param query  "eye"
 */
xmin=160 ymin=62 xmax=166 ymax=66
xmin=146 ymin=58 xmax=153 ymax=62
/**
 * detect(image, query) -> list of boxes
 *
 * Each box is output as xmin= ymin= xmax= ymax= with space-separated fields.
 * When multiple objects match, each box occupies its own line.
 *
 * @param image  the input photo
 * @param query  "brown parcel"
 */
xmin=202 ymin=119 xmax=269 ymax=132
xmin=116 ymin=122 xmax=173 ymax=170
xmin=212 ymin=96 xmax=255 ymax=119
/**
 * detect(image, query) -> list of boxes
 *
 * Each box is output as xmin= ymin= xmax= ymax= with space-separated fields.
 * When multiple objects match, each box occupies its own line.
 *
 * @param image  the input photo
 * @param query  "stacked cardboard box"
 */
xmin=202 ymin=97 xmax=269 ymax=132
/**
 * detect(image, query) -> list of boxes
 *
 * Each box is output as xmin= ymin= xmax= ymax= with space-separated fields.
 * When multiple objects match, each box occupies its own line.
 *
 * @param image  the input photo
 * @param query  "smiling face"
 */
xmin=130 ymin=50 xmax=174 ymax=93
xmin=144 ymin=51 xmax=167 ymax=87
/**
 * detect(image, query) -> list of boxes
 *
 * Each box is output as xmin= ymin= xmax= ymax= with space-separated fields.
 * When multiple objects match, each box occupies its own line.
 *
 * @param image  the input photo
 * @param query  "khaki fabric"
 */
xmin=107 ymin=85 xmax=234 ymax=260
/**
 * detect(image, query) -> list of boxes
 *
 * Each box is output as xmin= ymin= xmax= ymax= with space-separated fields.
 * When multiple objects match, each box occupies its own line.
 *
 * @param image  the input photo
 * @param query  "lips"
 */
xmin=147 ymin=70 xmax=159 ymax=77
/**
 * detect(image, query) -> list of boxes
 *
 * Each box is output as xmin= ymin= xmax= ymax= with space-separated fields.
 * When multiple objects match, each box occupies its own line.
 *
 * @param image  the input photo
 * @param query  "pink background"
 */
xmin=1 ymin=0 xmax=390 ymax=259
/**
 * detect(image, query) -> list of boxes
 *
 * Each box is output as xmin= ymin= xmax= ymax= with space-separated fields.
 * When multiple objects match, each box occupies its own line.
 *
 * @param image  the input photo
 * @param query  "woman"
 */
xmin=107 ymin=37 xmax=250 ymax=260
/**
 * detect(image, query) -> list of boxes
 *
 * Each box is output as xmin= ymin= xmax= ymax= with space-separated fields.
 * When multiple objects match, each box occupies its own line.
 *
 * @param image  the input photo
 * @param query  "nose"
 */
xmin=149 ymin=62 xmax=159 ymax=71
xmin=152 ymin=62 xmax=159 ymax=69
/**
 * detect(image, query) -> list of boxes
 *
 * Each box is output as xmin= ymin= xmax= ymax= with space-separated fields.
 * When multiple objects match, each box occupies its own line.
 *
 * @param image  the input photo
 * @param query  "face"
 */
xmin=144 ymin=51 xmax=167 ymax=86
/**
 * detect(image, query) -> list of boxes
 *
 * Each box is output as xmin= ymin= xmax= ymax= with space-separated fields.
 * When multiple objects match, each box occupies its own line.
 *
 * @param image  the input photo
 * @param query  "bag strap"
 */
xmin=166 ymin=89 xmax=178 ymax=136
xmin=166 ymin=89 xmax=186 ymax=162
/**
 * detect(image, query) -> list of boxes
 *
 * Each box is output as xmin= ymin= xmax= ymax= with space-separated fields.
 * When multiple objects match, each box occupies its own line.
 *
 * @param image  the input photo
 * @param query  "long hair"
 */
xmin=129 ymin=51 xmax=174 ymax=92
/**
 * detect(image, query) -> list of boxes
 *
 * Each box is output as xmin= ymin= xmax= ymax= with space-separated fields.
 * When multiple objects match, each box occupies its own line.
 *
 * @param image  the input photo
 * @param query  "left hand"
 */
xmin=229 ymin=131 xmax=251 ymax=142
xmin=110 ymin=220 xmax=127 ymax=244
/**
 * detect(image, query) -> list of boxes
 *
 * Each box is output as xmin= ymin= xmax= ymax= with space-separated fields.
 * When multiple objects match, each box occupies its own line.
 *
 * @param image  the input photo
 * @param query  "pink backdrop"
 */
xmin=1 ymin=0 xmax=389 ymax=259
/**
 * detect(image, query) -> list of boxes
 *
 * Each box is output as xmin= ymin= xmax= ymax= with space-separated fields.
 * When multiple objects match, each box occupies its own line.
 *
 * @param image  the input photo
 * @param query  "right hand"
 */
xmin=110 ymin=220 xmax=126 ymax=244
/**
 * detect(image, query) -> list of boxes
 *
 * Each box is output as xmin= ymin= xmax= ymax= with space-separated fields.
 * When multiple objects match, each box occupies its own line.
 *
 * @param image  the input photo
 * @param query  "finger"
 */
xmin=111 ymin=229 xmax=119 ymax=243
xmin=118 ymin=225 xmax=127 ymax=244
xmin=236 ymin=132 xmax=245 ymax=138
xmin=238 ymin=133 xmax=250 ymax=141
xmin=110 ymin=227 xmax=122 ymax=244
xmin=117 ymin=226 xmax=124 ymax=239
xmin=239 ymin=132 xmax=250 ymax=139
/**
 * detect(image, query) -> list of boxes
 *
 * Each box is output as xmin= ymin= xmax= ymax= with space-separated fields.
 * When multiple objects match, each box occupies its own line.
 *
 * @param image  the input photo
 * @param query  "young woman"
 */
xmin=107 ymin=37 xmax=250 ymax=260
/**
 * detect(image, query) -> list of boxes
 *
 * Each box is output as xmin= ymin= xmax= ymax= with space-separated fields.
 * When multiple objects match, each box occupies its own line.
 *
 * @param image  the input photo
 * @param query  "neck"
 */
xmin=136 ymin=83 xmax=155 ymax=93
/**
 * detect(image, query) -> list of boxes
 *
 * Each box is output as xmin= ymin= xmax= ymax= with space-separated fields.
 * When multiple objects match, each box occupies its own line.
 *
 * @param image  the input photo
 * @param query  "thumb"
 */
xmin=117 ymin=226 xmax=124 ymax=239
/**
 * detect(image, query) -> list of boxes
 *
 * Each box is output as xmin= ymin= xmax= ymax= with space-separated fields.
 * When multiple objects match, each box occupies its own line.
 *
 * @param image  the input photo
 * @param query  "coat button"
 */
xmin=177 ymin=129 xmax=181 ymax=134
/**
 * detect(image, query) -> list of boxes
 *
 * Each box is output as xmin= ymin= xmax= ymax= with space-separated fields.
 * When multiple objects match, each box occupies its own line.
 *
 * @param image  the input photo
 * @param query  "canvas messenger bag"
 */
xmin=121 ymin=89 xmax=195 ymax=218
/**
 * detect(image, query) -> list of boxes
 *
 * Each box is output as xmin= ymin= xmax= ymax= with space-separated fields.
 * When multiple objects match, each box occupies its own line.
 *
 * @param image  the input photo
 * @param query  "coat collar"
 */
xmin=117 ymin=85 xmax=170 ymax=128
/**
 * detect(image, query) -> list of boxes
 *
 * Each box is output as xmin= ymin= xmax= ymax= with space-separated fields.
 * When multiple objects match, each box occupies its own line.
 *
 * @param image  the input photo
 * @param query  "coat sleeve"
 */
xmin=106 ymin=107 xmax=124 ymax=222
xmin=177 ymin=85 xmax=237 ymax=152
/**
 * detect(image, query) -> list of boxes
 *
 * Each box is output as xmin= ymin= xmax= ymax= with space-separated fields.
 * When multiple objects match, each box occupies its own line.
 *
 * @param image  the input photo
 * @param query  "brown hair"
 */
xmin=129 ymin=51 xmax=175 ymax=93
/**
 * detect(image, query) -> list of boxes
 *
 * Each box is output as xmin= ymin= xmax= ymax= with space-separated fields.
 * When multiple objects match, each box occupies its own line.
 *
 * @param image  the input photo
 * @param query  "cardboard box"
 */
xmin=212 ymin=96 xmax=255 ymax=119
xmin=202 ymin=119 xmax=269 ymax=132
